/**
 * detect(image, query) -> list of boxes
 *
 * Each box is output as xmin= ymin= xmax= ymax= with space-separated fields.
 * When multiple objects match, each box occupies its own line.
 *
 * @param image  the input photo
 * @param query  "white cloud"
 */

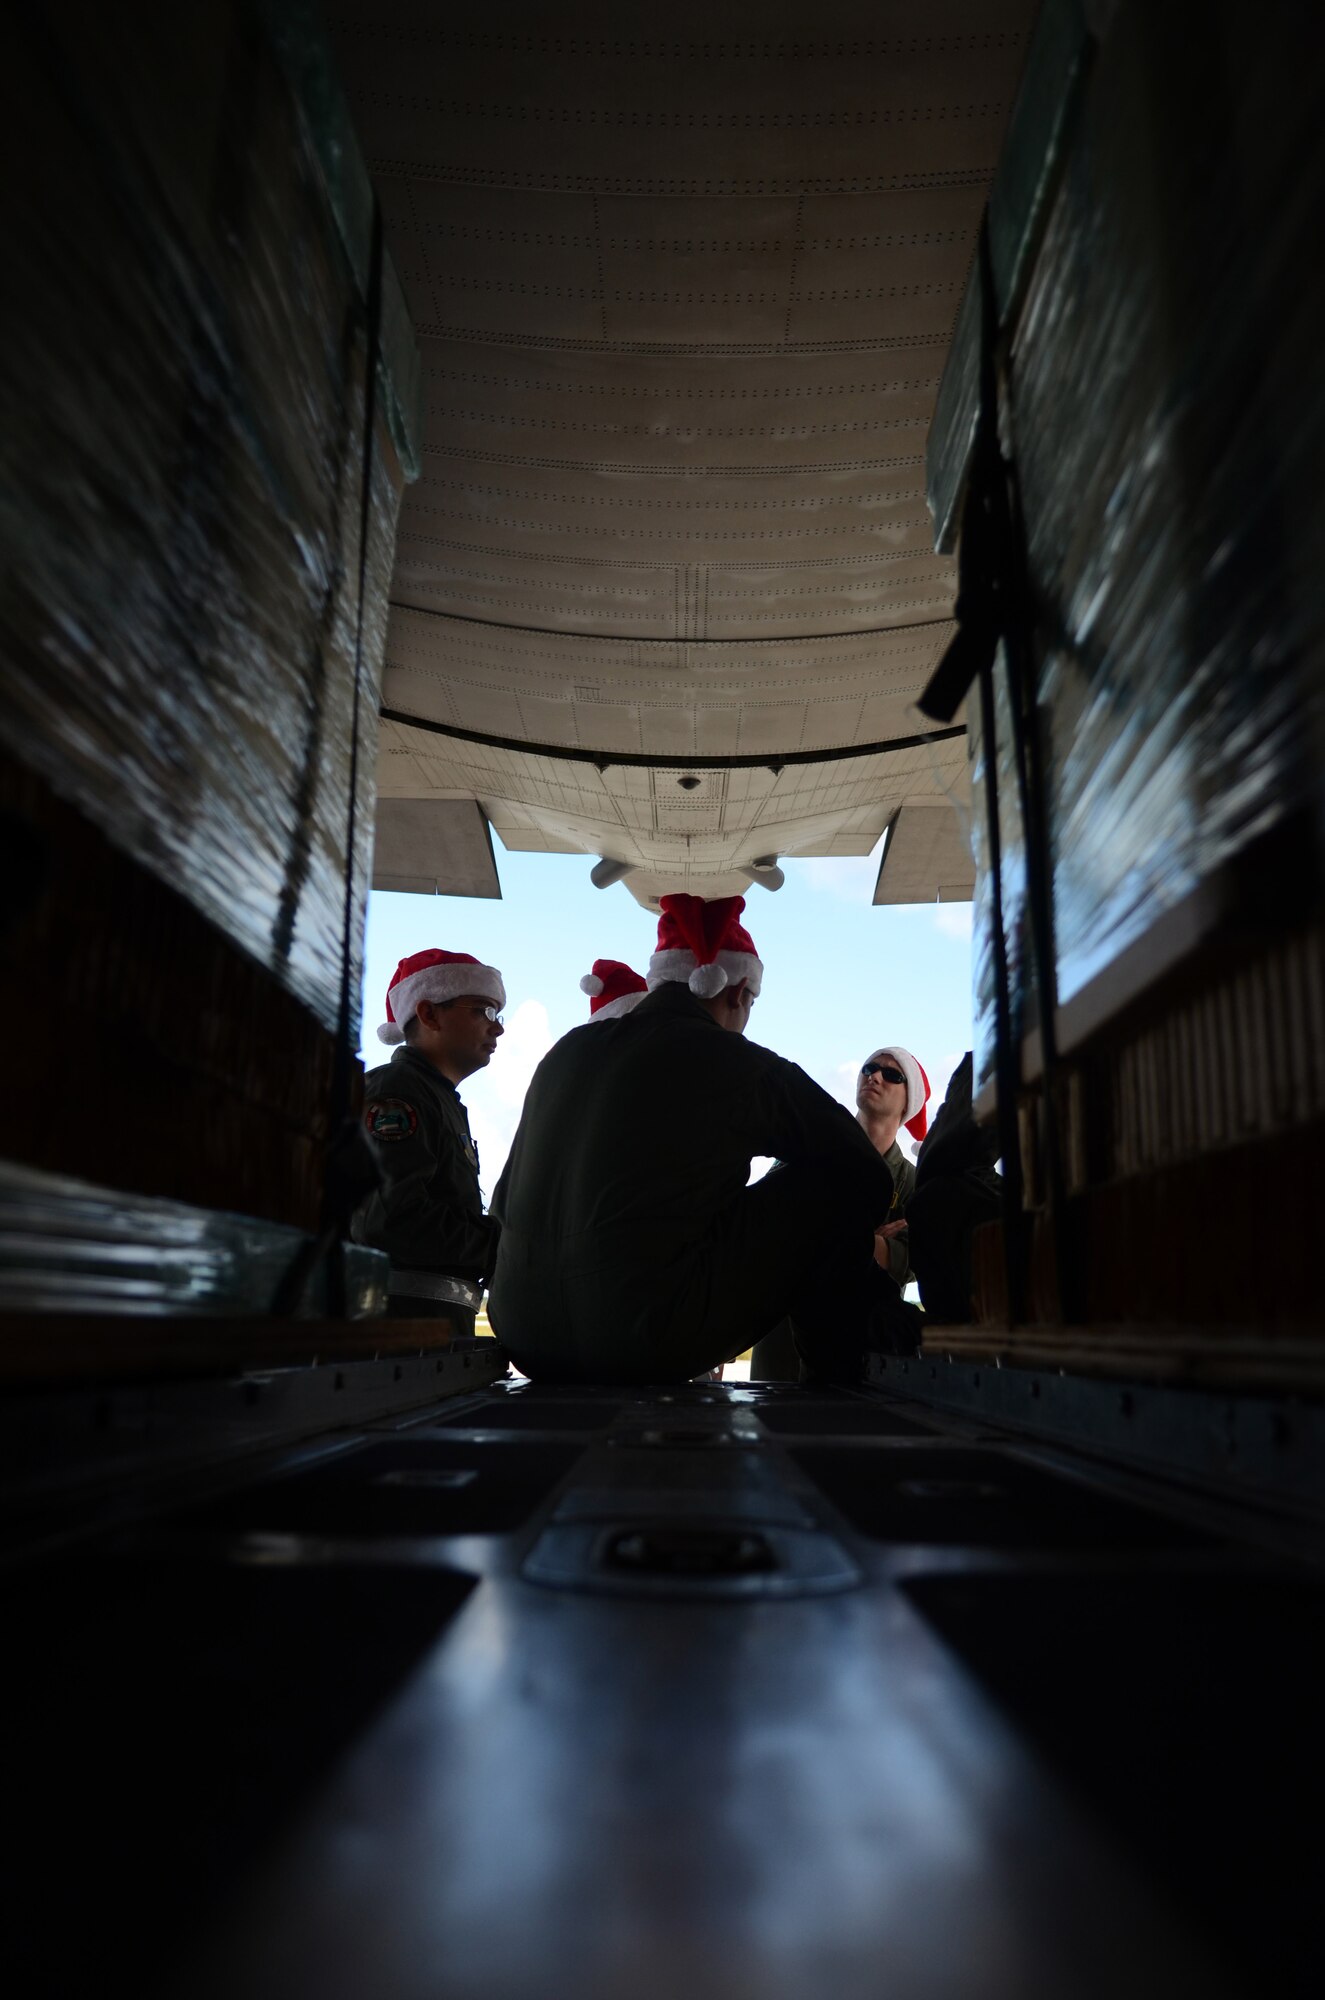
xmin=464 ymin=998 xmax=554 ymax=1197
xmin=490 ymin=998 xmax=553 ymax=1107
xmin=932 ymin=901 xmax=974 ymax=939
xmin=468 ymin=1103 xmax=517 ymax=1208
xmin=785 ymin=852 xmax=880 ymax=904
xmin=928 ymin=1046 xmax=966 ymax=1107
xmin=831 ymin=1059 xmax=862 ymax=1111
xmin=786 ymin=858 xmax=973 ymax=931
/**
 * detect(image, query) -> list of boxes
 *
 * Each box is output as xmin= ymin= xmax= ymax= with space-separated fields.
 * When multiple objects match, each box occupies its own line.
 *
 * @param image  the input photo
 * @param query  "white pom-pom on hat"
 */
xmin=582 ymin=958 xmax=648 ymax=1020
xmin=646 ymin=895 xmax=764 ymax=999
xmin=688 ymin=962 xmax=729 ymax=998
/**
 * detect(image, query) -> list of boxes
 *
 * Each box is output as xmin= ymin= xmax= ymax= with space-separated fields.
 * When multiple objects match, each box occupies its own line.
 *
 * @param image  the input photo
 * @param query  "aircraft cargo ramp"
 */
xmin=8 ymin=1375 xmax=1325 ymax=2000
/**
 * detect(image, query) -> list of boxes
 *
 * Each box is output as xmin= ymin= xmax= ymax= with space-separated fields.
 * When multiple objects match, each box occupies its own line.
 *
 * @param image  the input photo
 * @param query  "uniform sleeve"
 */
xmin=353 ymin=1078 xmax=496 ymax=1279
xmin=887 ymin=1155 xmax=916 ymax=1286
xmin=752 ymin=1054 xmax=896 ymax=1232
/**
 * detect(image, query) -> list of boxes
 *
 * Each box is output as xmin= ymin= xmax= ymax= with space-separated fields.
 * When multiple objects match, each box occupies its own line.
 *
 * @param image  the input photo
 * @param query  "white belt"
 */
xmin=388 ymin=1270 xmax=483 ymax=1310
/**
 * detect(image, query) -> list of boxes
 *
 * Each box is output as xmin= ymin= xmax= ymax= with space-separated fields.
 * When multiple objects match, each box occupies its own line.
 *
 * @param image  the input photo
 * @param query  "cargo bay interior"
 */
xmin=2 ymin=4 xmax=1324 ymax=1998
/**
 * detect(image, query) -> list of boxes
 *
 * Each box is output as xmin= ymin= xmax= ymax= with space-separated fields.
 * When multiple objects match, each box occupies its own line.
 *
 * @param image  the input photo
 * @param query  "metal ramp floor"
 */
xmin=9 ymin=1377 xmax=1322 ymax=1999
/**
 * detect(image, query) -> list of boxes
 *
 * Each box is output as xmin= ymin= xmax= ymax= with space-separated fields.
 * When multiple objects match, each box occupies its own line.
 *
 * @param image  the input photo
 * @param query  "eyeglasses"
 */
xmin=480 ymin=1004 xmax=503 ymax=1025
xmin=861 ymin=1061 xmax=906 ymax=1086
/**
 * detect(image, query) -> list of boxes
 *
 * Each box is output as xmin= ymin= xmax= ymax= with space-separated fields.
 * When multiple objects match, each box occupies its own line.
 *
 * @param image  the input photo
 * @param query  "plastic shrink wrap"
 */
xmin=0 ymin=0 xmax=419 ymax=1312
xmin=0 ymin=0 xmax=420 ymax=1038
xmin=0 ymin=1163 xmax=387 ymax=1321
xmin=931 ymin=0 xmax=1325 ymax=1095
xmin=967 ymin=647 xmax=1031 ymax=1104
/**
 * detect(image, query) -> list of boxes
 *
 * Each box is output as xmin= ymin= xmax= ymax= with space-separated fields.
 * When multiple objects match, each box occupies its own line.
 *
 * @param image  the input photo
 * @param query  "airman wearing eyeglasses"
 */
xmin=352 ymin=949 xmax=506 ymax=1331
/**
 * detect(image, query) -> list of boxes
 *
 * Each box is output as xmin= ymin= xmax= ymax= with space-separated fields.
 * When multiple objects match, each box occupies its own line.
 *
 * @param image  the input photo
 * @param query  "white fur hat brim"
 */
xmin=379 ymin=962 xmax=506 ymax=1043
xmin=589 ymin=990 xmax=647 ymax=1022
xmin=646 ymin=947 xmax=763 ymax=998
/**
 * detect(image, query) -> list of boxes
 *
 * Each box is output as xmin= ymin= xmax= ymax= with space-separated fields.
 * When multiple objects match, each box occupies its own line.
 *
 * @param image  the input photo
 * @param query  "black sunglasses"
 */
xmin=861 ymin=1061 xmax=906 ymax=1085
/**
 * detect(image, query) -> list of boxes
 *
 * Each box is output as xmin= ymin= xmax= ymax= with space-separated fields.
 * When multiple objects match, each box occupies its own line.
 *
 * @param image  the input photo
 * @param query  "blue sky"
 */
xmin=360 ymin=837 xmax=973 ymax=1201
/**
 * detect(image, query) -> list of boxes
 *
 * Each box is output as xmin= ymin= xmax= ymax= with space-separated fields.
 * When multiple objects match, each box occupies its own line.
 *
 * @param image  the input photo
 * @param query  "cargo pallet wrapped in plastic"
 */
xmin=0 ymin=0 xmax=423 ymax=1330
xmin=924 ymin=0 xmax=1325 ymax=1364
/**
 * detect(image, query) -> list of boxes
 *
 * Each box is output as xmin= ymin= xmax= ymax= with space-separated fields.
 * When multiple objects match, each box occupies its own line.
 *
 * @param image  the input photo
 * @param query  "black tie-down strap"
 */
xmin=272 ymin=197 xmax=386 ymax=1322
xmin=916 ymin=416 xmax=1008 ymax=730
xmin=914 ymin=220 xmax=1072 ymax=1327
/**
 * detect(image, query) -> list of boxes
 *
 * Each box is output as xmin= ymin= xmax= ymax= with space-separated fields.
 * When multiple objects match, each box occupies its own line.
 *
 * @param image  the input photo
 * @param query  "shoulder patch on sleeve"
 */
xmin=365 ymin=1097 xmax=419 ymax=1143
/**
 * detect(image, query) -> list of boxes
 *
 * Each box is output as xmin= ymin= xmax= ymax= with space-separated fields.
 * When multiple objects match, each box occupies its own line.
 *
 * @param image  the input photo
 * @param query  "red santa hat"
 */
xmin=580 ymin=958 xmax=648 ymax=1022
xmin=378 ymin=948 xmax=506 ymax=1045
xmin=868 ymin=1045 xmax=932 ymax=1142
xmin=646 ymin=894 xmax=764 ymax=1000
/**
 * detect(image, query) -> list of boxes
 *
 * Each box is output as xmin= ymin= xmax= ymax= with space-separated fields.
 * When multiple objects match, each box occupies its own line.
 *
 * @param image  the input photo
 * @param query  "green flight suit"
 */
xmin=351 ymin=1044 xmax=494 ymax=1327
xmin=880 ymin=1139 xmax=916 ymax=1287
xmin=750 ymin=1133 xmax=917 ymax=1381
xmin=488 ymin=981 xmax=895 ymax=1382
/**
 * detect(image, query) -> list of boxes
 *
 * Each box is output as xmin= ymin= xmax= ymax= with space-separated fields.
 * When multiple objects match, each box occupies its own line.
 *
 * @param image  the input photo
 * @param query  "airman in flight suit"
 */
xmin=352 ymin=947 xmax=505 ymax=1333
xmin=750 ymin=1043 xmax=931 ymax=1381
xmin=490 ymin=897 xmax=905 ymax=1383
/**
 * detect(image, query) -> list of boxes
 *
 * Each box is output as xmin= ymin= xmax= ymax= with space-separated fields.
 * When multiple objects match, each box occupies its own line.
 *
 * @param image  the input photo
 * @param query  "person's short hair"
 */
xmin=404 ymin=996 xmax=460 ymax=1042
